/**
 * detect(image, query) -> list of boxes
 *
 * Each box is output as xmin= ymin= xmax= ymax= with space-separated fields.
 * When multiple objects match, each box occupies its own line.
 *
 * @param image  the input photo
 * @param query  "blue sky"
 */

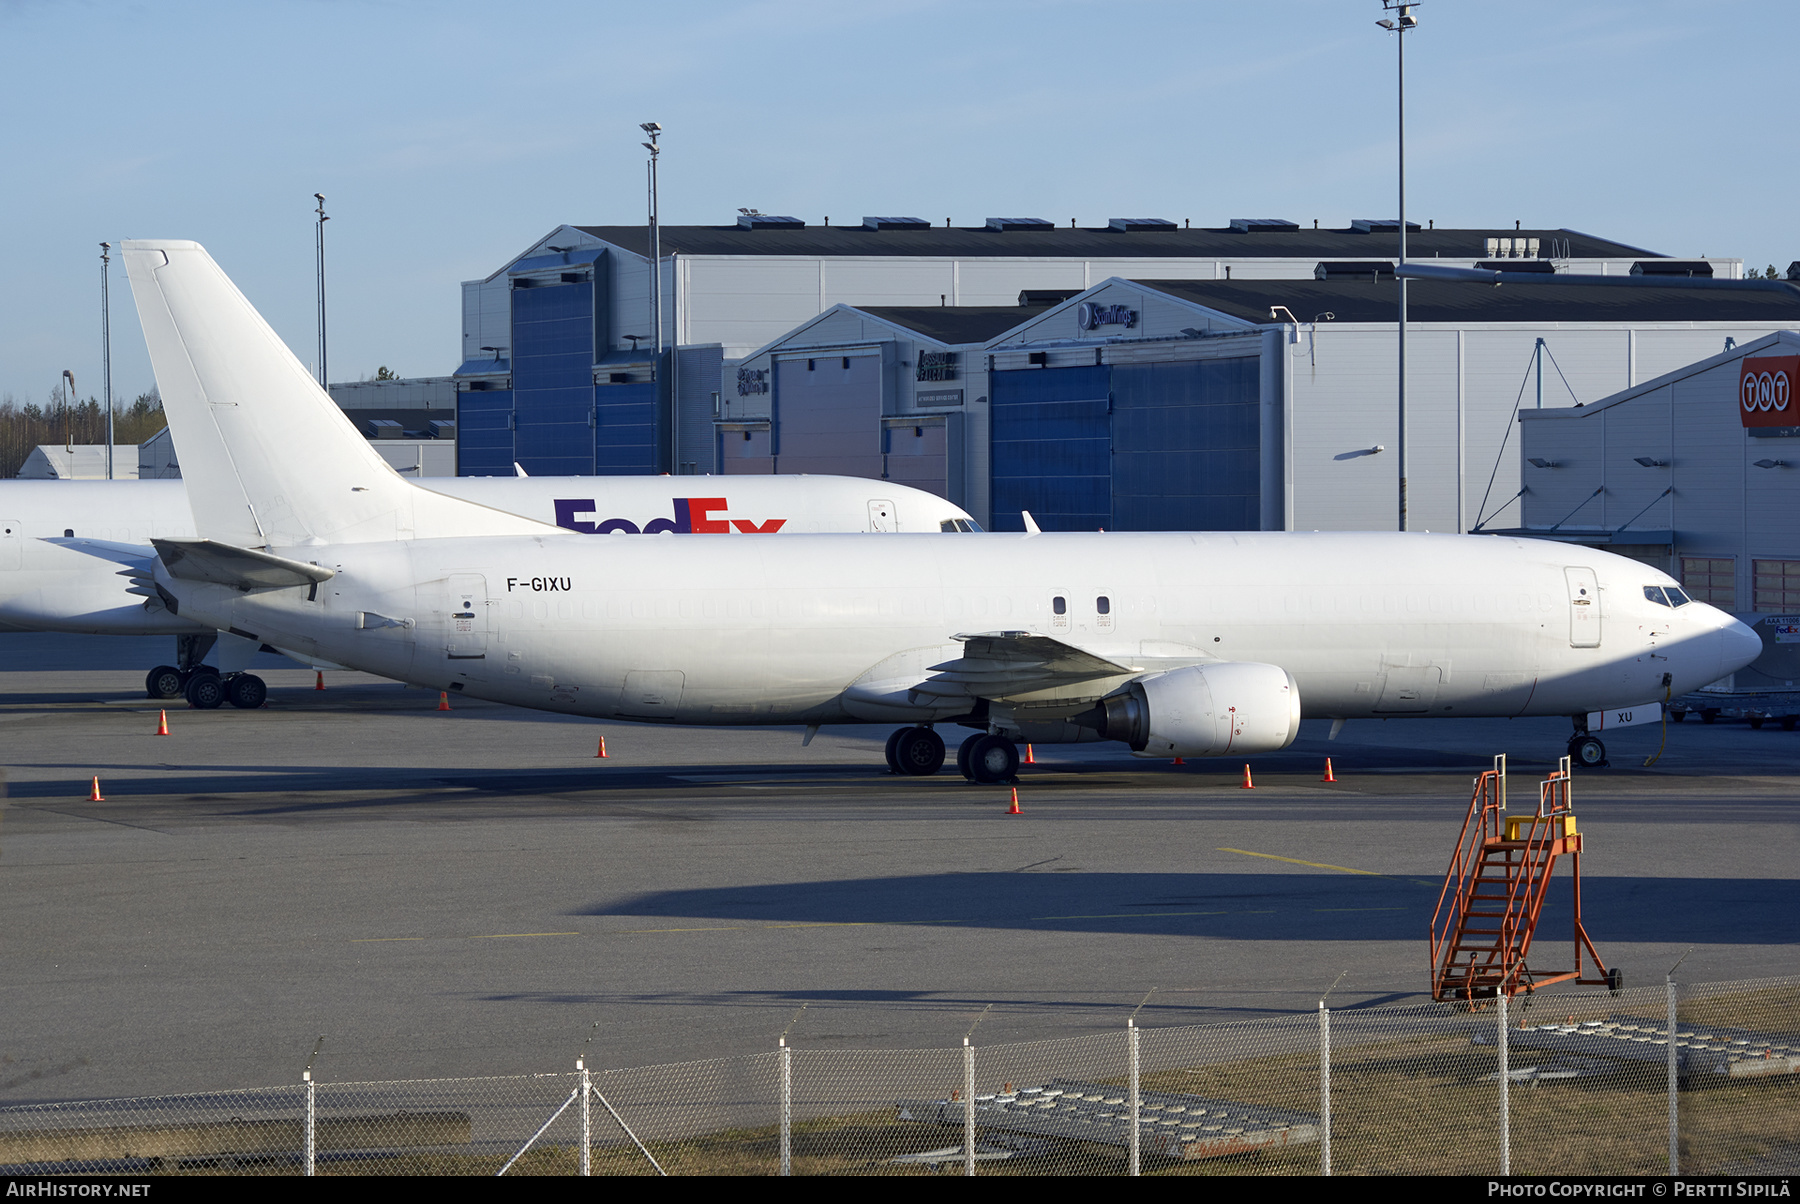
xmin=2 ymin=0 xmax=1791 ymax=405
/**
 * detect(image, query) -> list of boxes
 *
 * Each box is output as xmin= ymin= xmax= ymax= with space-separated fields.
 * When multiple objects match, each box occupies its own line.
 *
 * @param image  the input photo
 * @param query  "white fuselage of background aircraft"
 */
xmin=0 ymin=476 xmax=974 ymax=635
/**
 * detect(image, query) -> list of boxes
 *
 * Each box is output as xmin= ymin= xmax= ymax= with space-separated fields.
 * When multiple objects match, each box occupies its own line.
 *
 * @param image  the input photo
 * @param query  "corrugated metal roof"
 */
xmin=570 ymin=224 xmax=1662 ymax=261
xmin=856 ymin=305 xmax=1048 ymax=344
xmin=1132 ymin=279 xmax=1800 ymax=324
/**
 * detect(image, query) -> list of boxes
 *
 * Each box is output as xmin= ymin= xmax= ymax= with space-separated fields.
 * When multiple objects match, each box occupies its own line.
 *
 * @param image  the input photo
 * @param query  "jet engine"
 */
xmin=1090 ymin=662 xmax=1301 ymax=757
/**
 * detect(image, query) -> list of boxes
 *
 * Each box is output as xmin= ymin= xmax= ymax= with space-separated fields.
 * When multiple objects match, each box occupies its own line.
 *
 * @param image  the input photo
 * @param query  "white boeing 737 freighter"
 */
xmin=122 ymin=240 xmax=1762 ymax=779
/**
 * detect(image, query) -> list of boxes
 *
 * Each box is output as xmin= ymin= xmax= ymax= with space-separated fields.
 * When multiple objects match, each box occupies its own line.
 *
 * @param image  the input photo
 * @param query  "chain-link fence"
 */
xmin=2 ymin=975 xmax=1795 ymax=1176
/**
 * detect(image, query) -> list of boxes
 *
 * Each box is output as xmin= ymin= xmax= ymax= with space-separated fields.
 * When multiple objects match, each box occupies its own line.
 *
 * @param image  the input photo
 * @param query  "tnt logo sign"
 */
xmin=1739 ymin=356 xmax=1798 ymax=428
xmin=553 ymin=498 xmax=787 ymax=535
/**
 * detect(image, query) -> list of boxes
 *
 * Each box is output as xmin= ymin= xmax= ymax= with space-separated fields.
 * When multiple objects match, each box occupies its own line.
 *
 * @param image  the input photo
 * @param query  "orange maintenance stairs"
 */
xmin=1429 ymin=756 xmax=1620 ymax=1002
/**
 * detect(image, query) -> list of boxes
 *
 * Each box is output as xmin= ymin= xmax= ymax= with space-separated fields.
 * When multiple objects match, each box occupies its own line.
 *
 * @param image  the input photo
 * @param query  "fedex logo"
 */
xmin=553 ymin=497 xmax=788 ymax=535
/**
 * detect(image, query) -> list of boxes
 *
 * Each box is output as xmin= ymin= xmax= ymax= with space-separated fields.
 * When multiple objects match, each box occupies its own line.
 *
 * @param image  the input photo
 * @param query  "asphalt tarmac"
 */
xmin=1 ymin=633 xmax=1795 ymax=1104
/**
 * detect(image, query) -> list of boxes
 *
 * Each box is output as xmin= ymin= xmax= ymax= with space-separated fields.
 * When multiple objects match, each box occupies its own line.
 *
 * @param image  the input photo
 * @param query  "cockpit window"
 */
xmin=1644 ymin=586 xmax=1671 ymax=607
xmin=1644 ymin=585 xmax=1693 ymax=608
xmin=938 ymin=518 xmax=984 ymax=533
xmin=1666 ymin=586 xmax=1691 ymax=607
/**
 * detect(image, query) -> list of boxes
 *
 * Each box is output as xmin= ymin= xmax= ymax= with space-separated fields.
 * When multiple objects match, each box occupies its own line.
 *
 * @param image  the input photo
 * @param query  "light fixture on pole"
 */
xmin=1377 ymin=1 xmax=1420 ymax=531
xmin=100 ymin=242 xmax=114 ymax=480
xmin=314 ymin=193 xmax=329 ymax=388
xmin=639 ymin=122 xmax=666 ymax=470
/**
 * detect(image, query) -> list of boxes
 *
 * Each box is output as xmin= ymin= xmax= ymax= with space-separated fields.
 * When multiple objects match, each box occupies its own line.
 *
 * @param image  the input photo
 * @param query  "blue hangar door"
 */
xmin=989 ymin=359 xmax=1260 ymax=532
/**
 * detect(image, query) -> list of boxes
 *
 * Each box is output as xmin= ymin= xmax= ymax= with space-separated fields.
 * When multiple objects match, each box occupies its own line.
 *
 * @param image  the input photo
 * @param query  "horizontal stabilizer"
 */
xmin=153 ymin=538 xmax=335 ymax=590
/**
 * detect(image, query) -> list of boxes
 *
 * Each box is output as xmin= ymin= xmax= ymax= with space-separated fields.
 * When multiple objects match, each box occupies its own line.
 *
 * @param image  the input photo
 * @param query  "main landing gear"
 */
xmin=146 ymin=664 xmax=268 ymax=710
xmin=883 ymin=725 xmax=1021 ymax=784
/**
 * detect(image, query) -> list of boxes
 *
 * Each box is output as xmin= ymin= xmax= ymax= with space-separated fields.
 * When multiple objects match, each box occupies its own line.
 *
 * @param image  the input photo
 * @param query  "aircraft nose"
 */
xmin=1720 ymin=617 xmax=1763 ymax=677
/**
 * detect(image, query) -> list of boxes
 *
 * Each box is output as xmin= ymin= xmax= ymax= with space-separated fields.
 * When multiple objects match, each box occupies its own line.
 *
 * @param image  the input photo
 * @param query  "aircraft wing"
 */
xmin=152 ymin=538 xmax=336 ymax=590
xmin=908 ymin=631 xmax=1138 ymax=701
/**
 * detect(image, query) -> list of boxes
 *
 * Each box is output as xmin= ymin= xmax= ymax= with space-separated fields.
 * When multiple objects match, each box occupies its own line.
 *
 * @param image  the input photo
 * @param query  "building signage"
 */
xmin=736 ymin=367 xmax=769 ymax=396
xmin=916 ymin=389 xmax=964 ymax=406
xmin=1739 ymin=356 xmax=1797 ymax=428
xmin=917 ymin=351 xmax=959 ymax=382
xmin=1077 ymin=301 xmax=1137 ymax=331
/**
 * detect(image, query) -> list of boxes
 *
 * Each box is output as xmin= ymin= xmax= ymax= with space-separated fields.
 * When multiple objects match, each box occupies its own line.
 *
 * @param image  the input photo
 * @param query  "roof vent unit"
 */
xmin=1018 ymin=289 xmax=1084 ymax=307
xmin=1475 ymin=259 xmax=1554 ymax=273
xmin=429 ymin=419 xmax=457 ymax=439
xmin=985 ymin=217 xmax=1053 ymax=232
xmin=862 ymin=216 xmax=929 ymax=230
xmin=1485 ymin=236 xmax=1541 ymax=259
xmin=1107 ymin=217 xmax=1177 ymax=232
xmin=1314 ymin=260 xmax=1396 ymax=281
xmin=1230 ymin=218 xmax=1300 ymax=232
xmin=736 ymin=213 xmax=806 ymax=229
xmin=1631 ymin=259 xmax=1714 ymax=278
xmin=1350 ymin=218 xmax=1423 ymax=233
xmin=364 ymin=419 xmax=404 ymax=440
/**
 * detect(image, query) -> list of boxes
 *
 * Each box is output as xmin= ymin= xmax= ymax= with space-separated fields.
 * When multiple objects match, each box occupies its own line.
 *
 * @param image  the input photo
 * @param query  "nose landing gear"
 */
xmin=1567 ymin=726 xmax=1608 ymax=769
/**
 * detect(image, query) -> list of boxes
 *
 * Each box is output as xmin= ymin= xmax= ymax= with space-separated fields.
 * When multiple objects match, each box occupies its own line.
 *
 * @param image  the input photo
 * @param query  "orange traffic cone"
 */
xmin=314 ymin=671 xmax=326 ymax=691
xmin=155 ymin=710 xmax=169 ymax=736
xmin=1322 ymin=758 xmax=1337 ymax=783
xmin=1007 ymin=787 xmax=1022 ymax=815
xmin=1240 ymin=764 xmax=1255 ymax=789
xmin=1172 ymin=756 xmax=1186 ymax=766
xmin=595 ymin=736 xmax=609 ymax=759
xmin=438 ymin=692 xmax=451 ymax=711
xmin=88 ymin=776 xmax=104 ymax=802
xmin=1023 ymin=744 xmax=1035 ymax=765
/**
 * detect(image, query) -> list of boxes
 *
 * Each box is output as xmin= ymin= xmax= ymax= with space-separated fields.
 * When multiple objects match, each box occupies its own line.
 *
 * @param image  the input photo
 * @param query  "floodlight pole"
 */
xmin=100 ymin=242 xmax=113 ymax=480
xmin=314 ymin=193 xmax=329 ymax=389
xmin=640 ymin=123 xmax=666 ymax=470
xmin=1382 ymin=2 xmax=1419 ymax=532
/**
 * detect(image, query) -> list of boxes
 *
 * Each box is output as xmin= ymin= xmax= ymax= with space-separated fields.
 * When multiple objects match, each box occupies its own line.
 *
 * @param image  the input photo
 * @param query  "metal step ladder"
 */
xmin=1429 ymin=756 xmax=1618 ymax=1001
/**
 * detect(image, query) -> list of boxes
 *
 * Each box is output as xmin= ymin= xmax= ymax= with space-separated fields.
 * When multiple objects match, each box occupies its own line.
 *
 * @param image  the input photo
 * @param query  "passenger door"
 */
xmin=445 ymin=574 xmax=489 ymax=660
xmin=1564 ymin=567 xmax=1601 ymax=648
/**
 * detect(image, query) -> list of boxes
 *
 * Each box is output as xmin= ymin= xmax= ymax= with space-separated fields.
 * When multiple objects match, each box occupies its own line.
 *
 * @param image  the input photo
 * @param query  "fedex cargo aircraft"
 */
xmin=122 ymin=241 xmax=1761 ymax=777
xmin=1 ymin=468 xmax=974 ymax=698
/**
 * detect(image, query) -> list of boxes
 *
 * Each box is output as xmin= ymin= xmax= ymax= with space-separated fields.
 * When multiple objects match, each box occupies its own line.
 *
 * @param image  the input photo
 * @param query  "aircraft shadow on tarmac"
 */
xmin=586 ymin=872 xmax=1799 ymax=945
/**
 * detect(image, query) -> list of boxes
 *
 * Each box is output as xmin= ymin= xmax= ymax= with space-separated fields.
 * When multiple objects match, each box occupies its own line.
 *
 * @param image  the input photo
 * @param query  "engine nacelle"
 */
xmin=1095 ymin=662 xmax=1301 ymax=757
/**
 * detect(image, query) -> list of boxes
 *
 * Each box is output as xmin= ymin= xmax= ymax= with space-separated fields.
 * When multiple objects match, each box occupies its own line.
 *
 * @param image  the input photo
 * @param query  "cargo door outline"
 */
xmin=445 ymin=573 xmax=489 ymax=659
xmin=619 ymin=670 xmax=685 ymax=718
xmin=1565 ymin=567 xmax=1601 ymax=648
xmin=868 ymin=499 xmax=896 ymax=532
xmin=1375 ymin=664 xmax=1442 ymax=713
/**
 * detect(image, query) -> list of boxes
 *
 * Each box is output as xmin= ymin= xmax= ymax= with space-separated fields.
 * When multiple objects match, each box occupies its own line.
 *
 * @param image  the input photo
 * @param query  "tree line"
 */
xmin=0 ymin=388 xmax=166 ymax=478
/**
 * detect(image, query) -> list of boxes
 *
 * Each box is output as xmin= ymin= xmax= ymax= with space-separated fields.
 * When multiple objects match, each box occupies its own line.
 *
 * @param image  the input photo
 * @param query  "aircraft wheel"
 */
xmin=956 ymin=733 xmax=985 ymax=781
xmin=226 ymin=673 xmax=267 ymax=710
xmin=184 ymin=671 xmax=226 ymax=710
xmin=967 ymin=735 xmax=1020 ymax=785
xmin=146 ymin=665 xmax=184 ymax=700
xmin=1568 ymin=734 xmax=1607 ymax=769
xmin=1669 ymin=709 xmax=1686 ymax=723
xmin=892 ymin=726 xmax=944 ymax=777
xmin=883 ymin=728 xmax=906 ymax=774
xmin=1702 ymin=709 xmax=1720 ymax=724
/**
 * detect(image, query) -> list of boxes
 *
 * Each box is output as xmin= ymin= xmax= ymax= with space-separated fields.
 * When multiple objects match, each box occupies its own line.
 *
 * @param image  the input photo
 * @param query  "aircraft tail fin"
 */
xmin=121 ymin=240 xmax=558 ymax=548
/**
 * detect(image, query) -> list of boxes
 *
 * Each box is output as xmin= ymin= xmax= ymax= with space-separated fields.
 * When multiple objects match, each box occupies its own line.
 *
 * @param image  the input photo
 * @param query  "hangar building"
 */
xmin=724 ymin=275 xmax=1800 ymax=533
xmin=451 ymin=217 xmax=1701 ymax=480
xmin=1507 ymin=330 xmax=1800 ymax=692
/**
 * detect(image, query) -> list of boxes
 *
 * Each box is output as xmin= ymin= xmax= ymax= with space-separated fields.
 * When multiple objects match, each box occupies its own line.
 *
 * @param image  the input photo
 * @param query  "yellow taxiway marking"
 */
xmin=350 ymin=937 xmax=425 ymax=943
xmin=1035 ymin=910 xmax=1271 ymax=920
xmin=1313 ymin=907 xmax=1408 ymax=912
xmin=469 ymin=932 xmax=581 ymax=940
xmin=1217 ymin=847 xmax=1394 ymax=878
